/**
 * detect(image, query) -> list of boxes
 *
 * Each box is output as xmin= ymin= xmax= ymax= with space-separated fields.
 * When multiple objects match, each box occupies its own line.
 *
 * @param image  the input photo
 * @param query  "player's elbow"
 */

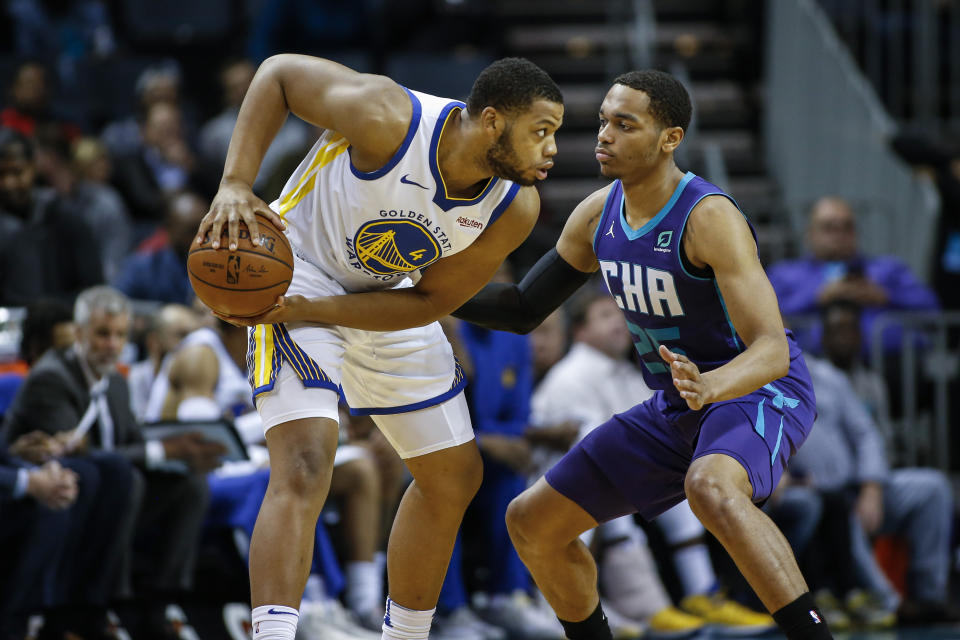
xmin=769 ymin=337 xmax=790 ymax=380
xmin=259 ymin=54 xmax=293 ymax=78
xmin=514 ymin=313 xmax=545 ymax=335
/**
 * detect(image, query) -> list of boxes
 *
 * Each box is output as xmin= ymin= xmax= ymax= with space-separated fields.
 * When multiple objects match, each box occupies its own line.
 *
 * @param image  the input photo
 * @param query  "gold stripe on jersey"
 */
xmin=249 ymin=323 xmax=337 ymax=400
xmin=278 ymin=134 xmax=349 ymax=216
xmin=253 ymin=324 xmax=277 ymax=388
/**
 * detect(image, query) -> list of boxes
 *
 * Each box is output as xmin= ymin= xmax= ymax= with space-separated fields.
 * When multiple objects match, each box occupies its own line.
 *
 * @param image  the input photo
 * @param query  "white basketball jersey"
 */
xmin=271 ymin=89 xmax=522 ymax=293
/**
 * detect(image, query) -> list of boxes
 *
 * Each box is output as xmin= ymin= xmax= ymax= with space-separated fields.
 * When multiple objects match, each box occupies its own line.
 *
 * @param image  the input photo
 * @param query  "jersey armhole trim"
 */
xmin=677 ymin=192 xmax=753 ymax=281
xmin=487 ymin=182 xmax=522 ymax=228
xmin=348 ymin=87 xmax=422 ymax=180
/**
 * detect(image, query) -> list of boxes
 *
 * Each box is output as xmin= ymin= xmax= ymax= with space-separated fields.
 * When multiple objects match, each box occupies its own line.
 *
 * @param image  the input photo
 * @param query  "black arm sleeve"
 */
xmin=452 ymin=248 xmax=593 ymax=334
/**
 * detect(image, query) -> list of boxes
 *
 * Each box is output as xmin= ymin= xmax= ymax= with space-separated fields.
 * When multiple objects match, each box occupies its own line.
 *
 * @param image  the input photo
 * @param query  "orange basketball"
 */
xmin=187 ymin=213 xmax=294 ymax=317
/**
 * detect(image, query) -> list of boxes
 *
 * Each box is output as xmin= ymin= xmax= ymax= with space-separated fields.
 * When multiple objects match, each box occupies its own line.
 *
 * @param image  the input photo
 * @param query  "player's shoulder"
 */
xmin=688 ymin=191 xmax=742 ymax=223
xmin=350 ymin=74 xmax=412 ymax=122
xmin=580 ymin=183 xmax=616 ymax=213
xmin=566 ymin=183 xmax=616 ymax=237
xmin=497 ymin=185 xmax=540 ymax=228
xmin=686 ymin=192 xmax=750 ymax=240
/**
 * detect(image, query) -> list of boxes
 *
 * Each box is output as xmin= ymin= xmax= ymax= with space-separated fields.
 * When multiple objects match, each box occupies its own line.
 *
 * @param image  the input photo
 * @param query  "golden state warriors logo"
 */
xmin=353 ymin=219 xmax=441 ymax=275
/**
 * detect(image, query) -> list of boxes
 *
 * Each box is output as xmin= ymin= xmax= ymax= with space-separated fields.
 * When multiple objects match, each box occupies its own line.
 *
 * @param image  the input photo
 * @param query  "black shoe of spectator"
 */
xmin=78 ymin=608 xmax=130 ymax=640
xmin=35 ymin=616 xmax=69 ymax=640
xmin=138 ymin=603 xmax=181 ymax=640
xmin=39 ymin=607 xmax=125 ymax=640
xmin=897 ymin=600 xmax=960 ymax=626
xmin=36 ymin=606 xmax=85 ymax=640
xmin=139 ymin=603 xmax=197 ymax=640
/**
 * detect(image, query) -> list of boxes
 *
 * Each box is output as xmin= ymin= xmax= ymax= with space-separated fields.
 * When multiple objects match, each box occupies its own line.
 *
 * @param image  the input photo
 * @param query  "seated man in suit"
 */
xmin=0 ymin=446 xmax=76 ymax=638
xmin=3 ymin=285 xmax=225 ymax=640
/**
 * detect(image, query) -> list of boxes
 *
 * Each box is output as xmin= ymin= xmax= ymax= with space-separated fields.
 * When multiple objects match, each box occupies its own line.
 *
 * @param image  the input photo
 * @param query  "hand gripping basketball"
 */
xmin=188 ymin=212 xmax=294 ymax=317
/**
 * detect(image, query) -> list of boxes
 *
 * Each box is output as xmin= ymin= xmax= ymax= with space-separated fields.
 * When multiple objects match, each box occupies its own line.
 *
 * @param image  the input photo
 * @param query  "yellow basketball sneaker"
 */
xmin=646 ymin=605 xmax=706 ymax=638
xmin=680 ymin=593 xmax=776 ymax=636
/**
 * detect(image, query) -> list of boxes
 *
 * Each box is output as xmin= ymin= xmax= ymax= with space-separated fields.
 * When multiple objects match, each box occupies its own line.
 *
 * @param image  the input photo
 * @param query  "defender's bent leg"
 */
xmin=386 ymin=440 xmax=483 ymax=611
xmin=506 ymin=478 xmax=600 ymax=623
xmin=686 ymin=454 xmax=831 ymax=639
xmin=684 ymin=454 xmax=806 ymax=612
xmin=250 ymin=416 xmax=339 ymax=608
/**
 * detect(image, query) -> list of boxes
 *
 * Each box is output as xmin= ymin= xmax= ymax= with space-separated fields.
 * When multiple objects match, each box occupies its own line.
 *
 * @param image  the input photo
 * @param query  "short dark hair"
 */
xmin=566 ymin=279 xmax=610 ymax=330
xmin=466 ymin=58 xmax=562 ymax=116
xmin=613 ymin=70 xmax=692 ymax=130
xmin=21 ymin=299 xmax=73 ymax=364
xmin=0 ymin=128 xmax=34 ymax=162
xmin=819 ymin=299 xmax=862 ymax=324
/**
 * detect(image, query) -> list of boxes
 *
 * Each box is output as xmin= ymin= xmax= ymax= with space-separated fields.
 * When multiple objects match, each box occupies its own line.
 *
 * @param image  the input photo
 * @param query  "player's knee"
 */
xmin=414 ymin=446 xmax=482 ymax=507
xmin=505 ymin=491 xmax=544 ymax=551
xmin=272 ymin=446 xmax=336 ymax=501
xmin=684 ymin=465 xmax=738 ymax=525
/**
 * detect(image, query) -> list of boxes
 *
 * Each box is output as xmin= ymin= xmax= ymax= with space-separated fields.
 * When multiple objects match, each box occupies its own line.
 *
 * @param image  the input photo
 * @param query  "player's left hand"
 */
xmin=214 ymin=295 xmax=313 ymax=327
xmin=659 ymin=345 xmax=711 ymax=410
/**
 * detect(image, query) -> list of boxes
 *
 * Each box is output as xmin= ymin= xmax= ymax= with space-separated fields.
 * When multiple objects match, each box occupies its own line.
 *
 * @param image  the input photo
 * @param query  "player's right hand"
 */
xmin=660 ymin=345 xmax=711 ymax=410
xmin=198 ymin=178 xmax=286 ymax=252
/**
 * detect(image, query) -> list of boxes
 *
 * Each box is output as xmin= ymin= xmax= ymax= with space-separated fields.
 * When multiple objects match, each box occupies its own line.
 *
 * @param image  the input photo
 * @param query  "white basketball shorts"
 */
xmin=247 ymin=254 xmax=473 ymax=458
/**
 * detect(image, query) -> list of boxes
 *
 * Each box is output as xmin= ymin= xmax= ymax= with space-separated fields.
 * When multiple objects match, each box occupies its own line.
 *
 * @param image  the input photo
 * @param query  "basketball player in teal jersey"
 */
xmin=196 ymin=55 xmax=562 ymax=640
xmin=452 ymin=71 xmax=833 ymax=640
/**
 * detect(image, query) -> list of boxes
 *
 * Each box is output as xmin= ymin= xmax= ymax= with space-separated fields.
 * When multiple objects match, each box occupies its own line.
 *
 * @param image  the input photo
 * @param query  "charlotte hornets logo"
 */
xmin=654 ymin=230 xmax=673 ymax=253
xmin=352 ymin=219 xmax=441 ymax=275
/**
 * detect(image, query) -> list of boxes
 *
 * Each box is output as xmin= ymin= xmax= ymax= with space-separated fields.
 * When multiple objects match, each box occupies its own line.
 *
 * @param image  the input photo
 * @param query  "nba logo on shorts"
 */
xmin=809 ymin=610 xmax=822 ymax=624
xmin=227 ymin=255 xmax=241 ymax=284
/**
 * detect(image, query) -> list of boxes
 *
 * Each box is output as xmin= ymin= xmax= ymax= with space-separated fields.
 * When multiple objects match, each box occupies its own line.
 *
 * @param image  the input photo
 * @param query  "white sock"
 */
xmin=252 ymin=605 xmax=299 ymax=640
xmin=673 ymin=545 xmax=717 ymax=597
xmin=347 ymin=560 xmax=383 ymax=614
xmin=381 ymin=598 xmax=434 ymax=640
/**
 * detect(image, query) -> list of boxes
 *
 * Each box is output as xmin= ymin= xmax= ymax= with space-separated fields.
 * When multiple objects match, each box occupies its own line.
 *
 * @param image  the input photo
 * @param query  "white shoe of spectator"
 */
xmin=601 ymin=600 xmax=646 ymax=640
xmin=599 ymin=538 xmax=671 ymax=621
xmin=165 ymin=604 xmax=200 ymax=640
xmin=432 ymin=608 xmax=487 ymax=640
xmin=352 ymin=607 xmax=386 ymax=633
xmin=437 ymin=606 xmax=508 ymax=640
xmin=298 ymin=600 xmax=380 ymax=640
xmin=477 ymin=591 xmax=565 ymax=640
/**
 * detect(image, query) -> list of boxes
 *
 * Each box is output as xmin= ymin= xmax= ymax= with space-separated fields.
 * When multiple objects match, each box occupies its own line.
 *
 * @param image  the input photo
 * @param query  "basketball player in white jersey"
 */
xmin=196 ymin=55 xmax=563 ymax=640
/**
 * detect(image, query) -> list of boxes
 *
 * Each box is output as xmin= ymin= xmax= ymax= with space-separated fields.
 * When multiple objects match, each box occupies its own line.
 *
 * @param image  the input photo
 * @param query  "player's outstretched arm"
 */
xmin=450 ymin=186 xmax=609 ymax=333
xmin=199 ymin=54 xmax=411 ymax=250
xmin=220 ymin=188 xmax=540 ymax=330
xmin=664 ymin=196 xmax=790 ymax=409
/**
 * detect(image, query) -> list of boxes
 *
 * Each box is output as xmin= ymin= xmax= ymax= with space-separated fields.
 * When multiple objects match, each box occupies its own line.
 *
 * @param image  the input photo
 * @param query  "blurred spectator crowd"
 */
xmin=0 ymin=263 xmax=955 ymax=638
xmin=0 ymin=1 xmax=958 ymax=638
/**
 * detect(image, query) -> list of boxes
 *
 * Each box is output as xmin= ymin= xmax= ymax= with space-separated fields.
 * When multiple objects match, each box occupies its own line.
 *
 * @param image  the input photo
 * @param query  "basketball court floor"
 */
xmin=717 ymin=630 xmax=960 ymax=639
